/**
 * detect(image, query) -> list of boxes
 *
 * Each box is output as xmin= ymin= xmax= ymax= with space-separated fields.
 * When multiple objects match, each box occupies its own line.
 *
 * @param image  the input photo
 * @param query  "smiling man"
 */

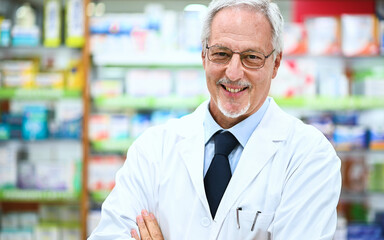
xmin=88 ymin=0 xmax=341 ymax=240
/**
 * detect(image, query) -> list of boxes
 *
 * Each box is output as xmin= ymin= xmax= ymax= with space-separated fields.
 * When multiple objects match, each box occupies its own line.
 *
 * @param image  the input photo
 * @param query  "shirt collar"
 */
xmin=204 ymin=97 xmax=271 ymax=147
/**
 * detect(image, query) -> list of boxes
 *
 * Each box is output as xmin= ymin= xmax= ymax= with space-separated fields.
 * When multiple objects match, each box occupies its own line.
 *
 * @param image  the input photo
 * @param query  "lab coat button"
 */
xmin=201 ymin=217 xmax=211 ymax=227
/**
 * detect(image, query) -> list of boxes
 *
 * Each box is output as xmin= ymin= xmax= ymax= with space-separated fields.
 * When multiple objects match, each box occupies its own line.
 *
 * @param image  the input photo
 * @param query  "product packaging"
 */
xmin=34 ymin=162 xmax=74 ymax=190
xmin=66 ymin=59 xmax=84 ymax=90
xmin=283 ymin=22 xmax=307 ymax=55
xmin=12 ymin=3 xmax=40 ymax=46
xmin=34 ymin=224 xmax=60 ymax=240
xmin=17 ymin=161 xmax=36 ymax=189
xmin=0 ymin=143 xmax=18 ymax=189
xmin=348 ymin=224 xmax=382 ymax=239
xmin=270 ymin=59 xmax=316 ymax=98
xmin=1 ymin=60 xmax=37 ymax=88
xmin=89 ymin=114 xmax=109 ymax=141
xmin=22 ymin=105 xmax=49 ymax=140
xmin=341 ymin=14 xmax=380 ymax=56
xmin=35 ymin=72 xmax=65 ymax=89
xmin=369 ymin=128 xmax=384 ymax=150
xmin=340 ymin=154 xmax=368 ymax=193
xmin=333 ymin=125 xmax=368 ymax=151
xmin=65 ymin=0 xmax=85 ymax=47
xmin=88 ymin=155 xmax=124 ymax=191
xmin=44 ymin=0 xmax=61 ymax=47
xmin=316 ymin=58 xmax=349 ymax=97
xmin=352 ymin=66 xmax=384 ymax=97
xmin=51 ymin=99 xmax=83 ymax=139
xmin=90 ymin=80 xmax=123 ymax=98
xmin=0 ymin=123 xmax=10 ymax=140
xmin=174 ymin=69 xmax=207 ymax=97
xmin=305 ymin=16 xmax=341 ymax=55
xmin=303 ymin=114 xmax=334 ymax=142
xmin=0 ymin=19 xmax=12 ymax=47
xmin=125 ymin=69 xmax=172 ymax=97
xmin=367 ymin=154 xmax=384 ymax=192
xmin=130 ymin=113 xmax=151 ymax=138
xmin=2 ymin=113 xmax=23 ymax=139
xmin=109 ymin=114 xmax=130 ymax=140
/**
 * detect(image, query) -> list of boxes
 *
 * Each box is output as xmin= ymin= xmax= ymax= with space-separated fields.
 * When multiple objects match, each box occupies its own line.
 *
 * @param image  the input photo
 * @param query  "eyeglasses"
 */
xmin=206 ymin=44 xmax=275 ymax=69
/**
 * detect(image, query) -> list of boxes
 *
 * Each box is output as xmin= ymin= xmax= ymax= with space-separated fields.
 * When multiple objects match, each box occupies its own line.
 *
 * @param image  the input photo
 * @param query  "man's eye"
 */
xmin=246 ymin=54 xmax=262 ymax=60
xmin=214 ymin=52 xmax=229 ymax=57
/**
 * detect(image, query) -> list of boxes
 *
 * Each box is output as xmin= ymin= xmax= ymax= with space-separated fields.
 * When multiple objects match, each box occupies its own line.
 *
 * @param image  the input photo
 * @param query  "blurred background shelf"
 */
xmin=90 ymin=139 xmax=134 ymax=153
xmin=0 ymin=189 xmax=80 ymax=202
xmin=275 ymin=97 xmax=384 ymax=110
xmin=0 ymin=89 xmax=82 ymax=100
xmin=93 ymin=95 xmax=208 ymax=110
xmin=92 ymin=52 xmax=202 ymax=67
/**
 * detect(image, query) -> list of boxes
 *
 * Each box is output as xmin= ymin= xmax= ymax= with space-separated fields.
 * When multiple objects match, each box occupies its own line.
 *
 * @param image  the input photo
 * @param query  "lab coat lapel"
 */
xmin=176 ymin=102 xmax=211 ymax=214
xmin=213 ymin=99 xmax=291 ymax=224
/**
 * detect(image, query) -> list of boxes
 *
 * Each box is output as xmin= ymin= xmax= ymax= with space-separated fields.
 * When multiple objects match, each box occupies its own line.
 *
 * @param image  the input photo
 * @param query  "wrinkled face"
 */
xmin=202 ymin=7 xmax=281 ymax=129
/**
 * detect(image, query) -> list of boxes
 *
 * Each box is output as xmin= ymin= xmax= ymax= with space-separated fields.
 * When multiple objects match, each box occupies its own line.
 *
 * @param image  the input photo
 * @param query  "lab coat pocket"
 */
xmin=232 ymin=209 xmax=274 ymax=240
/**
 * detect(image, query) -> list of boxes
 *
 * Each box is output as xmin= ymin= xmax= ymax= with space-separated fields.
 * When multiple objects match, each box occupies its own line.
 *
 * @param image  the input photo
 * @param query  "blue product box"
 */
xmin=369 ymin=129 xmax=384 ymax=150
xmin=348 ymin=223 xmax=383 ymax=240
xmin=52 ymin=116 xmax=82 ymax=139
xmin=22 ymin=106 xmax=49 ymax=140
xmin=332 ymin=112 xmax=358 ymax=125
xmin=333 ymin=125 xmax=368 ymax=150
xmin=2 ymin=113 xmax=23 ymax=139
xmin=0 ymin=123 xmax=10 ymax=140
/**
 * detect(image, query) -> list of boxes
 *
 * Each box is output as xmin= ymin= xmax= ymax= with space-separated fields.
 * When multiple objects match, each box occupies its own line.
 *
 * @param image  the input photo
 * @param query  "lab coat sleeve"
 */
xmin=270 ymin=129 xmax=342 ymax=240
xmin=88 ymin=130 xmax=160 ymax=240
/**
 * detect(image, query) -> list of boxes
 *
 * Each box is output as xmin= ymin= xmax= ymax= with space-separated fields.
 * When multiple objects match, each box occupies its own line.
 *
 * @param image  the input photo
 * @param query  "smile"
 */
xmin=222 ymin=85 xmax=248 ymax=93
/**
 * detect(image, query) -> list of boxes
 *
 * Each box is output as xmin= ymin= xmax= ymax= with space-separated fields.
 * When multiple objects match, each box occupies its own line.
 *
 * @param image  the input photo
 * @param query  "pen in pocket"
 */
xmin=236 ymin=207 xmax=242 ymax=229
xmin=251 ymin=211 xmax=261 ymax=231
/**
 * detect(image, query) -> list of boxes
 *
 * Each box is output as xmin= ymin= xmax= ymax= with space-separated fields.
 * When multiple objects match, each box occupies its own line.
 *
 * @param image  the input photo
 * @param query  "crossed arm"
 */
xmin=131 ymin=210 xmax=164 ymax=240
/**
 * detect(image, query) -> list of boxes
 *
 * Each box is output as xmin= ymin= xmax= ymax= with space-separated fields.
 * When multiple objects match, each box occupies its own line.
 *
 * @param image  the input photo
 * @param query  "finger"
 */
xmin=142 ymin=210 xmax=164 ymax=240
xmin=136 ymin=215 xmax=151 ymax=240
xmin=130 ymin=229 xmax=140 ymax=240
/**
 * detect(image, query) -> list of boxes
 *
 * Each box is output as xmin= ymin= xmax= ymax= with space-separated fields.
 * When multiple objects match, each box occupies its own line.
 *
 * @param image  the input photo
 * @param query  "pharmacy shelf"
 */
xmin=0 ymin=189 xmax=80 ymax=202
xmin=274 ymin=96 xmax=384 ymax=110
xmin=91 ymin=139 xmax=135 ymax=153
xmin=92 ymin=51 xmax=203 ymax=67
xmin=93 ymin=95 xmax=209 ymax=110
xmin=0 ymin=89 xmax=82 ymax=100
xmin=93 ymin=95 xmax=384 ymax=111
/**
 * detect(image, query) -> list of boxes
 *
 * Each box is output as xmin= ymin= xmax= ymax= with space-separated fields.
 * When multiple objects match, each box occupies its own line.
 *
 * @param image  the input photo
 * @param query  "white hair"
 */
xmin=201 ymin=0 xmax=284 ymax=58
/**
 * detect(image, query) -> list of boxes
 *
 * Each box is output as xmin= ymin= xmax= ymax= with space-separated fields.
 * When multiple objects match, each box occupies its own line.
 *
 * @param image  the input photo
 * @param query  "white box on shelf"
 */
xmin=0 ymin=143 xmax=18 ymax=189
xmin=125 ymin=69 xmax=172 ymax=97
xmin=175 ymin=69 xmax=207 ymax=97
xmin=341 ymin=14 xmax=380 ymax=56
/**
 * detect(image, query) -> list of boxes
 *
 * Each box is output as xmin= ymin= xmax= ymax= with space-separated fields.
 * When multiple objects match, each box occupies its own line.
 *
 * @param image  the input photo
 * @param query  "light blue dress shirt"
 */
xmin=203 ymin=97 xmax=270 ymax=176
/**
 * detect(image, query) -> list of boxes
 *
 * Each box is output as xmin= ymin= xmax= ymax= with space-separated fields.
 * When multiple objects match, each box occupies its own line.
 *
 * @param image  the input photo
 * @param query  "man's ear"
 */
xmin=201 ymin=50 xmax=207 ymax=69
xmin=272 ymin=52 xmax=282 ymax=79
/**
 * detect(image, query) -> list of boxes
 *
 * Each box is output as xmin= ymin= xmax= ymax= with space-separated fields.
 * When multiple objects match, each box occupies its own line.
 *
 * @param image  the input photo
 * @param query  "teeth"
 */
xmin=225 ymin=86 xmax=243 ymax=93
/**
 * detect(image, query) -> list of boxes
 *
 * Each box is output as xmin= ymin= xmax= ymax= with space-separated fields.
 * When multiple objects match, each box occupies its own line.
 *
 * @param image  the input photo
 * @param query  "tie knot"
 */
xmin=214 ymin=131 xmax=239 ymax=156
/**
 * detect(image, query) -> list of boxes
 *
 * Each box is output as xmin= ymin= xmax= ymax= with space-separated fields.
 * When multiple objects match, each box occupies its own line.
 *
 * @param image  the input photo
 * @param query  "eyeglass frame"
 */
xmin=205 ymin=44 xmax=275 ymax=69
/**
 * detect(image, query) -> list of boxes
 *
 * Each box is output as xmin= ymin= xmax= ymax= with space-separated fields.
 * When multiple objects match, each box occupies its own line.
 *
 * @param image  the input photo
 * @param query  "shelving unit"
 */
xmin=0 ymin=0 xmax=90 ymax=239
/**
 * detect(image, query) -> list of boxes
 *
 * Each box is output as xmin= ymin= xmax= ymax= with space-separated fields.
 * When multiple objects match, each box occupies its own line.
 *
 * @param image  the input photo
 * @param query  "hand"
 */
xmin=131 ymin=210 xmax=164 ymax=240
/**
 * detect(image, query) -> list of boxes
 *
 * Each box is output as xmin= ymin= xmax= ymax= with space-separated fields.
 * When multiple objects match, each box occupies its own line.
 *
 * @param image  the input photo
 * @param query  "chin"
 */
xmin=218 ymin=100 xmax=250 ymax=119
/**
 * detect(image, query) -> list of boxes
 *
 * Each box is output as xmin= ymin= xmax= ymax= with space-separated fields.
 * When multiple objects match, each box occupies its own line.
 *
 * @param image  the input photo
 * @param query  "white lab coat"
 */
xmin=89 ymin=98 xmax=341 ymax=240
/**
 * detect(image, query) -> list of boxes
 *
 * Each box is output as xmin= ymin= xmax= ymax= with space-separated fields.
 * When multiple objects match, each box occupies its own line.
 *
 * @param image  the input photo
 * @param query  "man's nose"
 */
xmin=225 ymin=53 xmax=244 ymax=81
